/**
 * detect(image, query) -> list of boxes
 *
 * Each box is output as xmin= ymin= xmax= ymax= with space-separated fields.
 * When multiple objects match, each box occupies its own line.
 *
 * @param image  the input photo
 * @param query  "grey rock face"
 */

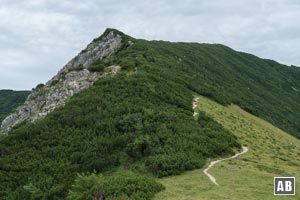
xmin=0 ymin=30 xmax=123 ymax=134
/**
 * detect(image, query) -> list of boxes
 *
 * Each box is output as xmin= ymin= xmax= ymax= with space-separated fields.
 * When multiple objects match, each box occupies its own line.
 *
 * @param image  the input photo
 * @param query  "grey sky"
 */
xmin=0 ymin=0 xmax=300 ymax=90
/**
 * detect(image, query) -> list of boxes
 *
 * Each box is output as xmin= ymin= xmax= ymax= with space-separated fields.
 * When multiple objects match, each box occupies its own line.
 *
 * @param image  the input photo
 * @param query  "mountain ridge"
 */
xmin=1 ymin=28 xmax=299 ymax=136
xmin=0 ymin=28 xmax=299 ymax=199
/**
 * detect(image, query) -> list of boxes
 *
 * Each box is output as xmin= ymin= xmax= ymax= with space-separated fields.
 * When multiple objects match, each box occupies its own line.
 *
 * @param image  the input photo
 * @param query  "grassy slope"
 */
xmin=155 ymin=96 xmax=300 ymax=200
xmin=0 ymin=90 xmax=30 ymax=122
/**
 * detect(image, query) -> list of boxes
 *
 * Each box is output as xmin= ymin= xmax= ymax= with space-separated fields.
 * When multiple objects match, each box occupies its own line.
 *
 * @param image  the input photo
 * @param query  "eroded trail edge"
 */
xmin=203 ymin=146 xmax=249 ymax=185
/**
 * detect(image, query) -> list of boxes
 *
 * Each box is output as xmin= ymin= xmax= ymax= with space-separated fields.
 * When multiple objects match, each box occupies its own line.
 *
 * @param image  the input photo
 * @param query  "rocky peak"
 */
xmin=0 ymin=29 xmax=124 ymax=134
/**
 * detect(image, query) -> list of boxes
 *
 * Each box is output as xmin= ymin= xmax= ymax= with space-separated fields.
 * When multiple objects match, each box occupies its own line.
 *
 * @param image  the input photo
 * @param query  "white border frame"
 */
xmin=274 ymin=177 xmax=295 ymax=196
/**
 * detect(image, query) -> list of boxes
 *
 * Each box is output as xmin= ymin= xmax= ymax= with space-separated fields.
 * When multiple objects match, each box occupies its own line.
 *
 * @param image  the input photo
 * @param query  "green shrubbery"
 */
xmin=87 ymin=57 xmax=116 ymax=72
xmin=117 ymin=38 xmax=300 ymax=137
xmin=146 ymin=153 xmax=205 ymax=177
xmin=35 ymin=83 xmax=45 ymax=90
xmin=49 ymin=79 xmax=59 ymax=87
xmin=0 ymin=90 xmax=29 ymax=123
xmin=145 ymin=111 xmax=240 ymax=177
xmin=74 ymin=64 xmax=84 ymax=71
xmin=0 ymin=72 xmax=240 ymax=199
xmin=67 ymin=171 xmax=165 ymax=200
xmin=87 ymin=59 xmax=106 ymax=72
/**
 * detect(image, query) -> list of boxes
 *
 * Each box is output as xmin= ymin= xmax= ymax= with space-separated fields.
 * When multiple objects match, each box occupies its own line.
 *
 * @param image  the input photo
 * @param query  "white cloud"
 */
xmin=0 ymin=0 xmax=300 ymax=90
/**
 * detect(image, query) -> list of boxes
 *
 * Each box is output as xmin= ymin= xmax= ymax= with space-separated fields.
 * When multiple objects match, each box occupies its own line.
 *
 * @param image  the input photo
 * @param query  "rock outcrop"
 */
xmin=0 ymin=30 xmax=123 ymax=134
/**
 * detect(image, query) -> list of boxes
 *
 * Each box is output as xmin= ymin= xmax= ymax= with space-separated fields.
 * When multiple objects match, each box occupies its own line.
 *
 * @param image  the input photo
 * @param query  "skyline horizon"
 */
xmin=1 ymin=0 xmax=300 ymax=90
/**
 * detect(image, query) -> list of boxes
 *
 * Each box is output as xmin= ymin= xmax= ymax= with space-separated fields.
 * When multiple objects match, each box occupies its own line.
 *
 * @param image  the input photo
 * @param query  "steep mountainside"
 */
xmin=0 ymin=29 xmax=299 ymax=199
xmin=0 ymin=31 xmax=122 ymax=134
xmin=0 ymin=90 xmax=29 ymax=123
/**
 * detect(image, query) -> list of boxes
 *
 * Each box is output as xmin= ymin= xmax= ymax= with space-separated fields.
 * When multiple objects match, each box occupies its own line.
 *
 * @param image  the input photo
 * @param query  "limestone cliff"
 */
xmin=0 ymin=30 xmax=124 ymax=134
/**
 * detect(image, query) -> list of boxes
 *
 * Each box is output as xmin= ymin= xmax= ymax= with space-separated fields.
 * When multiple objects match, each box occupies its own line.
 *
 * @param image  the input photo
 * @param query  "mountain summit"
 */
xmin=0 ymin=28 xmax=299 ymax=199
xmin=0 ymin=29 xmax=126 ymax=134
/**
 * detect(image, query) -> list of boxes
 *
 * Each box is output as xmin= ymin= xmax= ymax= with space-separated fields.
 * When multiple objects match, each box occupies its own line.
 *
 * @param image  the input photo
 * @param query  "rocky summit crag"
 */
xmin=0 ymin=30 xmax=123 ymax=134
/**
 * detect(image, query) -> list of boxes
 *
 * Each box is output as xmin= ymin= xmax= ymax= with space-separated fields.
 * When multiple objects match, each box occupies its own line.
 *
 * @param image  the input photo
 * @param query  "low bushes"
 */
xmin=67 ymin=171 xmax=165 ymax=200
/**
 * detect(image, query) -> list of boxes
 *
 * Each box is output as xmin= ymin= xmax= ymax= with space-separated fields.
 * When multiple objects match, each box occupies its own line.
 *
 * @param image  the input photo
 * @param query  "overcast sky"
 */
xmin=0 ymin=0 xmax=300 ymax=90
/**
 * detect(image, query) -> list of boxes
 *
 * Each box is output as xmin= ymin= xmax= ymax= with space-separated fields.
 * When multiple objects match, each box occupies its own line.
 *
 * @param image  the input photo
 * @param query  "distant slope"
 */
xmin=117 ymin=39 xmax=300 ymax=137
xmin=0 ymin=90 xmax=30 ymax=122
xmin=155 ymin=96 xmax=300 ymax=200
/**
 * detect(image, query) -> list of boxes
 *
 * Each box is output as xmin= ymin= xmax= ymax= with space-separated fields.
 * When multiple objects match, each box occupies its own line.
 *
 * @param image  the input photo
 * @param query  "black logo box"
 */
xmin=274 ymin=177 xmax=295 ymax=196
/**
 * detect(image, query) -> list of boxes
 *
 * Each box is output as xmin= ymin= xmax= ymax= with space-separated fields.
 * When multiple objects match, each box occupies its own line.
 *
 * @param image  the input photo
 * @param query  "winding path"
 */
xmin=203 ymin=146 xmax=249 ymax=185
xmin=192 ymin=97 xmax=249 ymax=185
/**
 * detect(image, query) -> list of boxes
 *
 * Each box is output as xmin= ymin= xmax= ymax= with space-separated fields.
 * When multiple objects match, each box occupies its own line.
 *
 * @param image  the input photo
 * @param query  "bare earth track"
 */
xmin=192 ymin=97 xmax=249 ymax=185
xmin=203 ymin=146 xmax=249 ymax=185
xmin=193 ymin=97 xmax=200 ymax=117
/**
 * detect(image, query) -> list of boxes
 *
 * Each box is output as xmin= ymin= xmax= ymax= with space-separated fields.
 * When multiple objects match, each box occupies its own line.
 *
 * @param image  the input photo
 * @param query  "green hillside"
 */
xmin=155 ymin=96 xmax=300 ymax=200
xmin=0 ymin=71 xmax=239 ymax=199
xmin=0 ymin=90 xmax=30 ymax=123
xmin=0 ymin=29 xmax=299 ymax=199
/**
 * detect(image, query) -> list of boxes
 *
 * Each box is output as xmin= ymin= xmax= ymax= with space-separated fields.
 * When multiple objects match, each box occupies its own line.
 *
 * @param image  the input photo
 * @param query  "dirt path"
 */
xmin=193 ymin=97 xmax=200 ymax=117
xmin=192 ymin=97 xmax=249 ymax=185
xmin=203 ymin=146 xmax=249 ymax=185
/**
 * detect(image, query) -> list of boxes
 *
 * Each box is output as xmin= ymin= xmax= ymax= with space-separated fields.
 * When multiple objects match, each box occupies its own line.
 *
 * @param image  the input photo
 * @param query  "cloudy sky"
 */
xmin=0 ymin=0 xmax=300 ymax=90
